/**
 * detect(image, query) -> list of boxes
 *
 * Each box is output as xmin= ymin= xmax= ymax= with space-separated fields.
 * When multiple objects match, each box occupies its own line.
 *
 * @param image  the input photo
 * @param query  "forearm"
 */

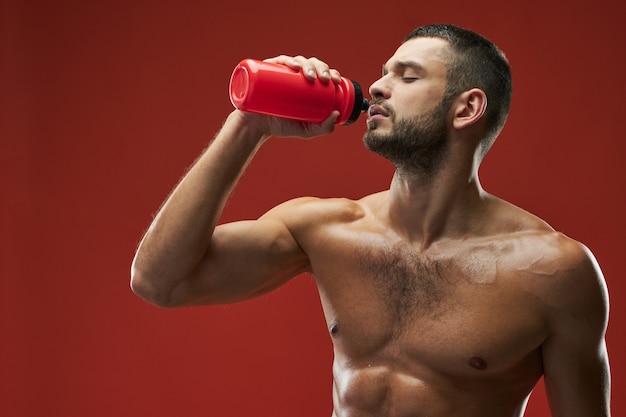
xmin=130 ymin=111 xmax=268 ymax=306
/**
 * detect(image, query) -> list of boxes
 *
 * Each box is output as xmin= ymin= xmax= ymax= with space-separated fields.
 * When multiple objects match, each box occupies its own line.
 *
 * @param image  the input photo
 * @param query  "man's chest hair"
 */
xmin=350 ymin=237 xmax=546 ymax=324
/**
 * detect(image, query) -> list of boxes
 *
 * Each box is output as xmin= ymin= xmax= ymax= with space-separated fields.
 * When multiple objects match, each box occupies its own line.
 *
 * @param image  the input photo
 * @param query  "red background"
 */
xmin=2 ymin=0 xmax=624 ymax=415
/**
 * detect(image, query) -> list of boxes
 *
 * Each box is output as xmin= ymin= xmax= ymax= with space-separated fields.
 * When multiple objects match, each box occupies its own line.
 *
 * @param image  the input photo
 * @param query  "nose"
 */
xmin=368 ymin=76 xmax=390 ymax=101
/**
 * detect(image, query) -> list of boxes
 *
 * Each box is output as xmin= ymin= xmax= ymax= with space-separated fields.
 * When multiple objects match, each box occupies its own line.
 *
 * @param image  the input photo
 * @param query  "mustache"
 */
xmin=369 ymin=98 xmax=395 ymax=118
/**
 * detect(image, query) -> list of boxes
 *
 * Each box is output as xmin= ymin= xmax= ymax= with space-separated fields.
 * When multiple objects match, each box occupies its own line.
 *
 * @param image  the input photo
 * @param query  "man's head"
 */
xmin=405 ymin=24 xmax=512 ymax=157
xmin=364 ymin=24 xmax=512 ymax=173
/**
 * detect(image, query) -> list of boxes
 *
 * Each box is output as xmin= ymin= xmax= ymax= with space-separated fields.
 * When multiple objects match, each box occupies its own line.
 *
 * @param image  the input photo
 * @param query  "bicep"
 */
xmin=542 ymin=330 xmax=610 ymax=417
xmin=542 ymin=247 xmax=611 ymax=416
xmin=169 ymin=218 xmax=310 ymax=306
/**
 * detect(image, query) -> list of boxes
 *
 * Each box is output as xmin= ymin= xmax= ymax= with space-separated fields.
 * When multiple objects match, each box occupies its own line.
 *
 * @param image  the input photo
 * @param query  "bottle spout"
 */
xmin=361 ymin=98 xmax=370 ymax=112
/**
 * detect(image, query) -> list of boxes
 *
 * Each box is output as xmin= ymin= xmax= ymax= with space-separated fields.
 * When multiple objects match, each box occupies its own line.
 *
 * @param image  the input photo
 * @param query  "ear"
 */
xmin=452 ymin=88 xmax=487 ymax=130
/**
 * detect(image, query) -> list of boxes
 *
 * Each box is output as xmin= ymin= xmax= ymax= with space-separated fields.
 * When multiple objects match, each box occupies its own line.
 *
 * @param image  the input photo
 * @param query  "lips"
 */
xmin=367 ymin=104 xmax=389 ymax=118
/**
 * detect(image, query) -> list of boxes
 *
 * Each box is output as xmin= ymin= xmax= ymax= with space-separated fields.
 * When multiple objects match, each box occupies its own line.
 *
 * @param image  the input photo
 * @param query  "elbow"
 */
xmin=130 ymin=264 xmax=178 ymax=308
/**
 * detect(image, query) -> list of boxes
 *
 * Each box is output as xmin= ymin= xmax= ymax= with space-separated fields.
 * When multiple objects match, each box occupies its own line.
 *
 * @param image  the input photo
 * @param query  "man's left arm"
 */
xmin=541 ymin=241 xmax=610 ymax=417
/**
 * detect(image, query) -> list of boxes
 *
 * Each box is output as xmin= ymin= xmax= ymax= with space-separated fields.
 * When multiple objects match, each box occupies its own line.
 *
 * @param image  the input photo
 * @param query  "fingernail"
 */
xmin=307 ymin=69 xmax=316 ymax=77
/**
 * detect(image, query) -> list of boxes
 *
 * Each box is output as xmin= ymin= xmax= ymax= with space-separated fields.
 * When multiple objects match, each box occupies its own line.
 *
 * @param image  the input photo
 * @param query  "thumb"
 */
xmin=317 ymin=111 xmax=340 ymax=134
xmin=307 ymin=110 xmax=339 ymax=138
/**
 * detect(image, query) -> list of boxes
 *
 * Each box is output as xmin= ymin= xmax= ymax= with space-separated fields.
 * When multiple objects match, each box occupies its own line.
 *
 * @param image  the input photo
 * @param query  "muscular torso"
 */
xmin=290 ymin=192 xmax=562 ymax=417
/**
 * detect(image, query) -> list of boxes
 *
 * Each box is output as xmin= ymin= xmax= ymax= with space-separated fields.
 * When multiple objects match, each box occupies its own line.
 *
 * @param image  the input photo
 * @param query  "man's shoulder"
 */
xmin=496 ymin=226 xmax=607 ymax=315
xmin=487 ymin=200 xmax=594 ymax=279
xmin=482 ymin=196 xmax=605 ymax=297
xmin=507 ymin=229 xmax=593 ymax=273
xmin=266 ymin=192 xmax=387 ymax=223
xmin=261 ymin=192 xmax=388 ymax=233
xmin=516 ymin=232 xmax=609 ymax=341
xmin=488 ymin=197 xmax=594 ymax=270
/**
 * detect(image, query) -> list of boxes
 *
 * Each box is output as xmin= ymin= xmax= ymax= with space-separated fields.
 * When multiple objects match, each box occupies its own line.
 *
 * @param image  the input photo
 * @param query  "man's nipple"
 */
xmin=468 ymin=356 xmax=488 ymax=370
xmin=330 ymin=322 xmax=340 ymax=337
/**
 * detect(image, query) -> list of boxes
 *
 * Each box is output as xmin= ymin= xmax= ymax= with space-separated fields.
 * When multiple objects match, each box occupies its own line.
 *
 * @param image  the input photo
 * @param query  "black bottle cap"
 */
xmin=346 ymin=80 xmax=367 ymax=125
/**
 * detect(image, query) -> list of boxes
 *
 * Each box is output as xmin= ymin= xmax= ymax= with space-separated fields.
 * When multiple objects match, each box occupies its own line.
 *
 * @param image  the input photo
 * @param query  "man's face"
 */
xmin=363 ymin=37 xmax=452 ymax=174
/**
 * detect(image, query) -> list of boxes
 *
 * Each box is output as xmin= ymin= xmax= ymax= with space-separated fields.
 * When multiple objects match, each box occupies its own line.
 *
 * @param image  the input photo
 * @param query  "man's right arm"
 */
xmin=130 ymin=105 xmax=337 ymax=307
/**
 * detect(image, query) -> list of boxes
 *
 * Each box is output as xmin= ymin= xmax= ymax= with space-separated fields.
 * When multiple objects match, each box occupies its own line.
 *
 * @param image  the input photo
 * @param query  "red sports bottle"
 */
xmin=229 ymin=59 xmax=369 ymax=125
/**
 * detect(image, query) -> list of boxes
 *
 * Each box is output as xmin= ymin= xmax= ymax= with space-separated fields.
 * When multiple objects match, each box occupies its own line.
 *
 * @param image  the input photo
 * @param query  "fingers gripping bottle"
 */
xmin=229 ymin=59 xmax=369 ymax=125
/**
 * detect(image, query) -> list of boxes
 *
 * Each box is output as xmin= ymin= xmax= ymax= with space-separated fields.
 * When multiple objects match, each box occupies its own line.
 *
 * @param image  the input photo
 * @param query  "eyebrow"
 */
xmin=382 ymin=60 xmax=426 ymax=76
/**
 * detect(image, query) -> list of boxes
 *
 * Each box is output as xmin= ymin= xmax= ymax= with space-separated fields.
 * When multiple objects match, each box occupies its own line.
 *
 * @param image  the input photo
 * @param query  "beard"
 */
xmin=363 ymin=99 xmax=451 ymax=179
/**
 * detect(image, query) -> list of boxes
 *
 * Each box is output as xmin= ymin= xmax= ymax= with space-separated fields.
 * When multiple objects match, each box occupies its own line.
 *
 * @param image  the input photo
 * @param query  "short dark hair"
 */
xmin=404 ymin=24 xmax=512 ymax=157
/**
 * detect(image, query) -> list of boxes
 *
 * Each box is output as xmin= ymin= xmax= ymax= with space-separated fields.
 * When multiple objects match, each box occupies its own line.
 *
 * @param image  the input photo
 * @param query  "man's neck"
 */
xmin=386 ymin=162 xmax=487 ymax=249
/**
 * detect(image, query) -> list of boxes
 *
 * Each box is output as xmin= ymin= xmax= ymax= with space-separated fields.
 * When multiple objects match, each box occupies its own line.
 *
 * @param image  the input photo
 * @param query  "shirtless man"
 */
xmin=130 ymin=24 xmax=611 ymax=416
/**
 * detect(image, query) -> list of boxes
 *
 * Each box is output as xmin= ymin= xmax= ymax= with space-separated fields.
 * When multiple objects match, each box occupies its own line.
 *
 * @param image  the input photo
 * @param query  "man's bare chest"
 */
xmin=309 ymin=235 xmax=548 ymax=375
